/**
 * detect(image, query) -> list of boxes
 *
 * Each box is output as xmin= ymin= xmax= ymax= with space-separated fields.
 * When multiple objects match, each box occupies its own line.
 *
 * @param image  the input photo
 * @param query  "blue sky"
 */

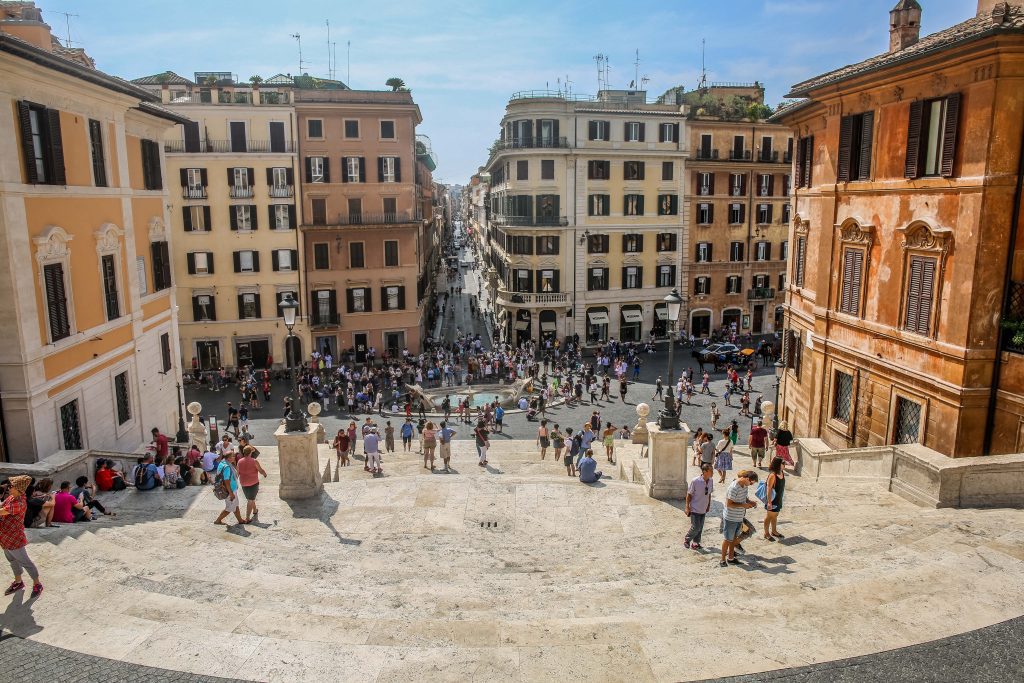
xmin=39 ymin=1 xmax=973 ymax=183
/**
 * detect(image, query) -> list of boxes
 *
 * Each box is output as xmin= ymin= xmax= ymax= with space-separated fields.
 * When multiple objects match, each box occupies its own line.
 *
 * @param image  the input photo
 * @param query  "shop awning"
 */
xmin=588 ymin=311 xmax=610 ymax=325
xmin=540 ymin=321 xmax=557 ymax=332
xmin=655 ymin=308 xmax=668 ymax=320
xmin=621 ymin=310 xmax=644 ymax=323
xmin=514 ymin=320 xmax=530 ymax=330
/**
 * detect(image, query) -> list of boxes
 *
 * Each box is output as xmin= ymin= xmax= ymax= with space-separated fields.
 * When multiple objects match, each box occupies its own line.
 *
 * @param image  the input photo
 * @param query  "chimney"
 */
xmin=889 ymin=0 xmax=923 ymax=53
xmin=977 ymin=1 xmax=1009 ymax=16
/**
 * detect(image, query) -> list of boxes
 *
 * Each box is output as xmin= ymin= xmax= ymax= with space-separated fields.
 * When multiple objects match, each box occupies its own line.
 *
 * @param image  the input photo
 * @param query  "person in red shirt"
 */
xmin=748 ymin=420 xmax=769 ymax=468
xmin=236 ymin=446 xmax=267 ymax=524
xmin=151 ymin=428 xmax=170 ymax=463
xmin=1 ymin=475 xmax=43 ymax=598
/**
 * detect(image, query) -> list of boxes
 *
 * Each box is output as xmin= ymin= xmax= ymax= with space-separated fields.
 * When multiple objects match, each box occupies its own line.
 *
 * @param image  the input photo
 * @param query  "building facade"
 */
xmin=775 ymin=0 xmax=1024 ymax=456
xmin=132 ymin=72 xmax=303 ymax=372
xmin=295 ymin=90 xmax=437 ymax=361
xmin=0 ymin=7 xmax=185 ymax=462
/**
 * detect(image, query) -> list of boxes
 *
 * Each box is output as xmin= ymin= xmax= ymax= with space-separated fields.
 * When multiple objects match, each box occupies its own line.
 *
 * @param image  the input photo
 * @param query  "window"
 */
xmin=731 ymin=173 xmax=746 ymax=196
xmin=623 ymin=266 xmax=642 ymax=289
xmin=382 ymin=285 xmax=405 ymax=311
xmin=698 ymin=172 xmax=714 ymax=195
xmin=757 ymin=204 xmax=773 ymax=224
xmin=699 ymin=133 xmax=713 ymax=159
xmin=838 ymin=111 xmax=875 ymax=182
xmin=101 ymin=254 xmax=119 ymax=320
xmin=588 ymin=268 xmax=609 ymax=291
xmin=588 ymin=234 xmax=609 ymax=254
xmin=379 ymin=156 xmax=399 ymax=182
xmin=906 ymin=94 xmax=960 ymax=178
xmin=697 ymin=203 xmax=713 ymax=225
xmin=348 ymin=198 xmax=362 ymax=221
xmin=513 ymin=269 xmax=532 ymax=292
xmin=778 ymin=272 xmax=787 ymax=290
xmin=904 ymin=255 xmax=938 ymax=336
xmin=694 ymin=277 xmax=711 ymax=295
xmin=657 ymin=265 xmax=676 ymax=287
xmin=624 ymin=194 xmax=644 ymax=216
xmin=346 ymin=156 xmax=362 ymax=183
xmin=311 ymin=198 xmax=327 ymax=225
xmin=16 ymin=101 xmax=65 ymax=185
xmin=729 ymin=203 xmax=745 ymax=225
xmin=88 ymin=119 xmax=106 ymax=187
xmin=541 ymin=159 xmax=555 ymax=180
xmin=832 ymin=371 xmax=853 ymax=424
xmin=760 ymin=136 xmax=774 ymax=162
xmin=781 ymin=241 xmax=789 ymax=260
xmin=151 ymin=241 xmax=172 ymax=291
xmin=758 ymin=174 xmax=773 ymax=196
xmin=894 ymin=397 xmax=922 ymax=444
xmin=313 ymin=290 xmax=337 ymax=324
xmin=517 ymin=160 xmax=528 ymax=180
xmin=43 ymin=262 xmax=71 ymax=341
xmin=509 ymin=235 xmax=533 ymax=255
xmin=755 ymin=241 xmax=772 ymax=261
xmin=239 ymin=292 xmax=260 ymax=319
xmin=538 ymin=269 xmax=558 ymax=292
xmin=726 ymin=276 xmax=742 ymax=294
xmin=729 ymin=242 xmax=744 ymax=262
xmin=588 ymin=120 xmax=610 ymax=141
xmin=588 ymin=160 xmax=610 ymax=180
xmin=307 ymin=119 xmax=324 ymax=138
xmin=536 ymin=195 xmax=559 ymax=223
xmin=235 ymin=250 xmax=258 ymax=273
xmin=350 ymin=242 xmax=365 ymax=268
xmin=380 ymin=120 xmax=395 ymax=139
xmin=141 ymin=139 xmax=162 ymax=190
xmin=625 ymin=121 xmax=644 ymax=142
xmin=624 ymin=161 xmax=645 ymax=180
xmin=839 ymin=248 xmax=864 ymax=316
xmin=182 ymin=168 xmax=206 ymax=199
xmin=60 ymin=399 xmax=82 ymax=450
xmin=536 ymin=236 xmax=559 ymax=255
xmin=783 ymin=174 xmax=791 ymax=196
xmin=384 ymin=240 xmax=399 ymax=266
xmin=795 ymin=237 xmax=807 ymax=286
xmin=656 ymin=233 xmax=677 ymax=251
xmin=272 ymin=249 xmax=295 ymax=272
xmin=662 ymin=161 xmax=673 ymax=181
xmin=308 ymin=156 xmax=327 ymax=183
xmin=272 ymin=204 xmax=292 ymax=230
xmin=659 ymin=122 xmax=678 ymax=143
xmin=796 ymin=136 xmax=814 ymax=188
xmin=657 ymin=194 xmax=677 ymax=216
xmin=753 ymin=274 xmax=770 ymax=289
xmin=732 ymin=135 xmax=746 ymax=160
xmin=270 ymin=167 xmax=292 ymax=195
xmin=136 ymin=256 xmax=147 ymax=295
xmin=313 ymin=243 xmax=330 ymax=270
xmin=696 ymin=242 xmax=712 ymax=263
xmin=231 ymin=205 xmax=255 ymax=231
xmin=782 ymin=203 xmax=791 ymax=224
xmin=348 ymin=287 xmax=371 ymax=313
xmin=160 ymin=332 xmax=172 ymax=373
xmin=536 ymin=119 xmax=557 ymax=146
xmin=622 ymin=234 xmax=643 ymax=253
xmin=193 ymin=294 xmax=215 ymax=322
xmin=344 ymin=120 xmax=359 ymax=138
xmin=382 ymin=197 xmax=397 ymax=219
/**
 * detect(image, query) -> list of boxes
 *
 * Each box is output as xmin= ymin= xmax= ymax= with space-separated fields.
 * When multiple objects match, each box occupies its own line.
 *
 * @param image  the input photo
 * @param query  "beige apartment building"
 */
xmin=483 ymin=90 xmax=687 ymax=347
xmin=295 ymin=89 xmax=438 ymax=361
xmin=132 ymin=71 xmax=303 ymax=371
xmin=0 ymin=4 xmax=186 ymax=462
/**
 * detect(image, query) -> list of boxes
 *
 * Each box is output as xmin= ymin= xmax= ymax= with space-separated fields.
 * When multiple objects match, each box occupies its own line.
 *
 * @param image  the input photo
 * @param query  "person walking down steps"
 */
xmin=2 ymin=475 xmax=44 ymax=598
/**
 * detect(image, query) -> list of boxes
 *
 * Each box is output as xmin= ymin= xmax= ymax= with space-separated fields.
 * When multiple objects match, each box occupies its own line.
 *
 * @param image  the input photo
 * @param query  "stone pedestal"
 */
xmin=274 ymin=424 xmax=323 ymax=500
xmin=645 ymin=422 xmax=691 ymax=500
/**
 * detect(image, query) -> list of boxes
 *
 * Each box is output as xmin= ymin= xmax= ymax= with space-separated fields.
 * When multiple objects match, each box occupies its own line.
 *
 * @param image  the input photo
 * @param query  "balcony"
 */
xmin=164 ymin=139 xmax=295 ymax=154
xmin=758 ymin=151 xmax=780 ymax=163
xmin=729 ymin=150 xmax=753 ymax=161
xmin=493 ymin=136 xmax=570 ymax=151
xmin=310 ymin=313 xmax=340 ymax=327
xmin=748 ymin=287 xmax=777 ymax=300
xmin=783 ymin=152 xmax=793 ymax=163
xmin=497 ymin=289 xmax=570 ymax=307
xmin=493 ymin=215 xmax=569 ymax=227
xmin=182 ymin=186 xmax=207 ymax=200
xmin=695 ymin=149 xmax=720 ymax=160
xmin=269 ymin=185 xmax=294 ymax=198
xmin=335 ymin=211 xmax=423 ymax=226
xmin=229 ymin=185 xmax=254 ymax=199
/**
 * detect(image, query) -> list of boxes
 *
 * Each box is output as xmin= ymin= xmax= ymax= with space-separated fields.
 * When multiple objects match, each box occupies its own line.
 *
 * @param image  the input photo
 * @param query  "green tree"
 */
xmin=249 ymin=75 xmax=263 ymax=87
xmin=385 ymin=77 xmax=406 ymax=91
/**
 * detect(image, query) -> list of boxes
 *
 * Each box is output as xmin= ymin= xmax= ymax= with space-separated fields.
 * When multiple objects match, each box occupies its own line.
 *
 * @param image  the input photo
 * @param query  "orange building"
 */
xmin=295 ymin=90 xmax=438 ymax=360
xmin=0 ymin=5 xmax=187 ymax=462
xmin=774 ymin=0 xmax=1024 ymax=455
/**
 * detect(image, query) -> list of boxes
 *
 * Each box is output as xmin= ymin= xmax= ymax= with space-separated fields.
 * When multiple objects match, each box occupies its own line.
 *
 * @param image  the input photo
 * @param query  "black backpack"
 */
xmin=134 ymin=464 xmax=147 ymax=488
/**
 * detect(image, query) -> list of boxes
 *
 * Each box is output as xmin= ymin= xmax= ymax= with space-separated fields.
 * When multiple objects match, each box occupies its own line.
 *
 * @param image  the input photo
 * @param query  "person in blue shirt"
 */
xmin=400 ymin=419 xmax=415 ymax=452
xmin=213 ymin=452 xmax=244 ymax=526
xmin=135 ymin=454 xmax=162 ymax=491
xmin=578 ymin=449 xmax=603 ymax=484
xmin=494 ymin=405 xmax=504 ymax=433
xmin=438 ymin=421 xmax=456 ymax=472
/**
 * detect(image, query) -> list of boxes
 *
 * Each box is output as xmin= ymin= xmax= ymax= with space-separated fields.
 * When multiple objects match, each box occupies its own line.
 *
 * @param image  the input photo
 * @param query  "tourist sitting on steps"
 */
xmin=578 ymin=449 xmax=603 ymax=484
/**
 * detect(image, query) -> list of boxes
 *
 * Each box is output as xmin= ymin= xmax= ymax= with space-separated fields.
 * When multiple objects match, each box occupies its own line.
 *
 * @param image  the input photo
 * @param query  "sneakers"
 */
xmin=30 ymin=583 xmax=43 ymax=598
xmin=718 ymin=560 xmax=728 ymax=567
xmin=690 ymin=543 xmax=703 ymax=551
xmin=4 ymin=581 xmax=24 ymax=596
xmin=727 ymin=557 xmax=742 ymax=565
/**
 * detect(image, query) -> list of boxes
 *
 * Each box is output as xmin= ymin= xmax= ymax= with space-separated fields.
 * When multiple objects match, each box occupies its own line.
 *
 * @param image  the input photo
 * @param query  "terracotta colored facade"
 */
xmin=775 ymin=1 xmax=1024 ymax=456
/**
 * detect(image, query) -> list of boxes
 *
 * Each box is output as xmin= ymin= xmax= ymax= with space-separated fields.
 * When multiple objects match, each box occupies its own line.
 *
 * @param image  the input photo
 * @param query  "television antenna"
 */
xmin=632 ymin=48 xmax=640 ymax=89
xmin=54 ymin=11 xmax=79 ymax=48
xmin=698 ymin=38 xmax=709 ymax=90
xmin=325 ymin=20 xmax=331 ymax=79
xmin=593 ymin=53 xmax=607 ymax=91
xmin=290 ymin=33 xmax=306 ymax=75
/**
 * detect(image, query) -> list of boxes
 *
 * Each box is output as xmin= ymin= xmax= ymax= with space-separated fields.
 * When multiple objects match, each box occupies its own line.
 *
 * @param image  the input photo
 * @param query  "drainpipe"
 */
xmin=983 ymin=106 xmax=1024 ymax=454
xmin=0 ymin=381 xmax=8 ymax=462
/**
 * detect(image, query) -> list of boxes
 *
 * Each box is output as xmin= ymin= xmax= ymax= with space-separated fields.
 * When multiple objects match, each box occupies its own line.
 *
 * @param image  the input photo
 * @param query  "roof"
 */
xmin=135 ymin=101 xmax=193 ymax=125
xmin=767 ymin=98 xmax=814 ymax=123
xmin=264 ymin=73 xmax=295 ymax=85
xmin=787 ymin=4 xmax=1024 ymax=97
xmin=0 ymin=33 xmax=157 ymax=102
xmin=131 ymin=70 xmax=195 ymax=86
xmin=892 ymin=0 xmax=922 ymax=11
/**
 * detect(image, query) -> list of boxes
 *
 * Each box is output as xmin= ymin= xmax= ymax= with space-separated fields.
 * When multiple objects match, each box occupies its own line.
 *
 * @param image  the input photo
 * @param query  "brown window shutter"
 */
xmin=47 ymin=109 xmax=66 ymax=185
xmin=858 ymin=111 xmax=874 ymax=180
xmin=904 ymin=100 xmax=924 ymax=178
xmin=940 ymin=93 xmax=961 ymax=177
xmin=17 ymin=102 xmax=38 ymax=184
xmin=837 ymin=115 xmax=853 ymax=182
xmin=802 ymin=136 xmax=813 ymax=188
xmin=794 ymin=137 xmax=804 ymax=188
xmin=840 ymin=250 xmax=854 ymax=313
xmin=182 ymin=206 xmax=193 ymax=232
xmin=905 ymin=257 xmax=922 ymax=332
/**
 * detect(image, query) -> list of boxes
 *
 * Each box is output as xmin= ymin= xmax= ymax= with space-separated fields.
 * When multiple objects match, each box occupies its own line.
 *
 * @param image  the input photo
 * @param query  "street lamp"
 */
xmin=174 ymin=381 xmax=188 ymax=443
xmin=658 ymin=288 xmax=683 ymax=430
xmin=773 ymin=360 xmax=785 ymax=431
xmin=280 ymin=293 xmax=308 ymax=433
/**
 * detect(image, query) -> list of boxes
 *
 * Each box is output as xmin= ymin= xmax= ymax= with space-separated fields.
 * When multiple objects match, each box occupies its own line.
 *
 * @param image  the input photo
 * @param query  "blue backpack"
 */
xmin=755 ymin=479 xmax=775 ymax=506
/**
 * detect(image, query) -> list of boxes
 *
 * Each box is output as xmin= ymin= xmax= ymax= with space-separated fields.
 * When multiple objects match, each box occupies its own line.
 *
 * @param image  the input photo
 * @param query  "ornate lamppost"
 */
xmin=174 ymin=382 xmax=188 ymax=443
xmin=658 ymin=288 xmax=683 ymax=430
xmin=279 ymin=293 xmax=308 ymax=433
xmin=773 ymin=360 xmax=785 ymax=431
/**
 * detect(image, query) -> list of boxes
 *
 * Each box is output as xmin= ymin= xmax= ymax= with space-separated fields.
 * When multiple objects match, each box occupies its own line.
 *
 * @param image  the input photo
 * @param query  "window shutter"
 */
xmin=859 ymin=111 xmax=874 ymax=180
xmin=247 ymin=168 xmax=254 ymax=185
xmin=766 ymin=242 xmax=773 ymax=260
xmin=207 ymin=252 xmax=214 ymax=274
xmin=227 ymin=167 xmax=235 ymax=185
xmin=918 ymin=258 xmax=935 ymax=334
xmin=182 ymin=206 xmax=193 ymax=232
xmin=321 ymin=158 xmax=330 ymax=183
xmin=266 ymin=168 xmax=273 ymax=186
xmin=638 ymin=162 xmax=645 ymax=180
xmin=237 ymin=294 xmax=245 ymax=319
xmin=364 ymin=288 xmax=372 ymax=312
xmin=208 ymin=297 xmax=217 ymax=321
xmin=17 ymin=102 xmax=38 ymax=184
xmin=637 ymin=234 xmax=644 ymax=251
xmin=767 ymin=205 xmax=774 ymax=223
xmin=380 ymin=286 xmax=389 ymax=311
xmin=673 ymin=123 xmax=679 ymax=142
xmin=187 ymin=252 xmax=196 ymax=274
xmin=46 ymin=109 xmax=66 ymax=185
xmin=767 ymin=175 xmax=774 ymax=195
xmin=192 ymin=297 xmax=201 ymax=321
xmin=709 ymin=204 xmax=714 ymax=223
xmin=44 ymin=263 xmax=69 ymax=340
xmin=636 ymin=266 xmax=643 ymax=287
xmin=253 ymin=294 xmax=261 ymax=318
xmin=802 ymin=136 xmax=813 ymax=188
xmin=267 ymin=205 xmax=275 ymax=229
xmin=291 ymin=249 xmax=298 ymax=266
xmin=230 ymin=208 xmax=238 ymax=231
xmin=940 ymin=93 xmax=960 ymax=177
xmin=658 ymin=124 xmax=665 ymax=143
xmin=795 ymin=136 xmax=804 ymax=187
xmin=184 ymin=121 xmax=200 ymax=153
xmin=248 ymin=205 xmax=257 ymax=230
xmin=739 ymin=204 xmax=746 ymax=223
xmin=621 ymin=267 xmax=628 ymax=287
xmin=394 ymin=157 xmax=402 ymax=182
xmin=840 ymin=251 xmax=853 ymax=312
xmin=638 ymin=123 xmax=645 ymax=142
xmin=252 ymin=251 xmax=260 ymax=272
xmin=552 ymin=120 xmax=560 ymax=142
xmin=180 ymin=168 xmax=189 ymax=187
xmin=305 ymin=157 xmax=313 ymax=183
xmin=327 ymin=290 xmax=337 ymax=320
xmin=624 ymin=122 xmax=630 ymax=140
xmin=837 ymin=115 xmax=854 ymax=182
xmin=286 ymin=167 xmax=294 ymax=185
xmin=203 ymin=206 xmax=211 ymax=229
xmin=341 ymin=157 xmax=349 ymax=183
xmin=851 ymin=250 xmax=863 ymax=315
xmin=346 ymin=288 xmax=355 ymax=313
xmin=796 ymin=237 xmax=806 ymax=285
xmin=905 ymin=257 xmax=922 ymax=333
xmin=588 ymin=121 xmax=596 ymax=140
xmin=588 ymin=195 xmax=594 ymax=215
xmin=272 ymin=250 xmax=280 ymax=271
xmin=905 ymin=101 xmax=924 ymax=178
xmin=636 ymin=195 xmax=644 ymax=215
xmin=233 ymin=251 xmax=241 ymax=273
xmin=377 ymin=157 xmax=385 ymax=182
xmin=288 ymin=205 xmax=297 ymax=229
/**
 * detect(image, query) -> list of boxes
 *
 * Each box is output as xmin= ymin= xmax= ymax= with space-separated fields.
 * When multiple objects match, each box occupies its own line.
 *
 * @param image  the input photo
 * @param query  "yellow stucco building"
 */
xmin=0 ymin=6 xmax=186 ymax=463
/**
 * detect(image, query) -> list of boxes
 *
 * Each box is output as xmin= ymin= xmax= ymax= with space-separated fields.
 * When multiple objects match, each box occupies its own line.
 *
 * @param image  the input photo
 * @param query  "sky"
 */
xmin=37 ymin=1 xmax=974 ymax=184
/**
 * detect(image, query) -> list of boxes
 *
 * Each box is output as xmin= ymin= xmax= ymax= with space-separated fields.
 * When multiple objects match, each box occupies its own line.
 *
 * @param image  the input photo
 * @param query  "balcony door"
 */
xmin=752 ymin=304 xmax=764 ymax=334
xmin=269 ymin=121 xmax=286 ymax=152
xmin=230 ymin=121 xmax=247 ymax=152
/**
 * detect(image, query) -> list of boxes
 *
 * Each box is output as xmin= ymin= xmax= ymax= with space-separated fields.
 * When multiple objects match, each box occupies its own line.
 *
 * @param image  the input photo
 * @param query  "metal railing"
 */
xmin=269 ymin=186 xmax=294 ymax=198
xmin=729 ymin=150 xmax=753 ymax=161
xmin=748 ymin=287 xmax=777 ymax=300
xmin=182 ymin=186 xmax=207 ymax=199
xmin=164 ymin=139 xmax=295 ymax=154
xmin=497 ymin=289 xmax=569 ymax=305
xmin=310 ymin=313 xmax=340 ymax=326
xmin=493 ymin=215 xmax=569 ymax=227
xmin=695 ymin=150 xmax=720 ymax=160
xmin=335 ymin=211 xmax=423 ymax=226
xmin=758 ymin=151 xmax=780 ymax=163
xmin=493 ymin=136 xmax=570 ymax=151
xmin=229 ymin=185 xmax=254 ymax=199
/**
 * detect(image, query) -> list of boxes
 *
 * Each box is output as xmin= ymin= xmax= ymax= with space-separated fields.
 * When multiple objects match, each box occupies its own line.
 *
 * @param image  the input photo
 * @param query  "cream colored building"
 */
xmin=133 ymin=72 xmax=304 ymax=371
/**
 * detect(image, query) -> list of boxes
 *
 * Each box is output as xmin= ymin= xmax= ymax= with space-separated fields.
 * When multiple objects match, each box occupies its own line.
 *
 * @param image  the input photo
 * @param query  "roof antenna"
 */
xmin=290 ymin=33 xmax=305 ymax=75
xmin=54 ymin=11 xmax=79 ymax=48
xmin=632 ymin=48 xmax=640 ymax=89
xmin=593 ymin=54 xmax=606 ymax=92
xmin=698 ymin=38 xmax=708 ymax=90
xmin=346 ymin=40 xmax=351 ymax=87
xmin=565 ymin=75 xmax=572 ymax=97
xmin=325 ymin=20 xmax=331 ymax=79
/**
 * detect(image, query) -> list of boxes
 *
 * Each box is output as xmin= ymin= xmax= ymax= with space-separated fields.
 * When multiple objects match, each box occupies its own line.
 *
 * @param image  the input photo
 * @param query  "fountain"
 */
xmin=404 ymin=376 xmax=538 ymax=413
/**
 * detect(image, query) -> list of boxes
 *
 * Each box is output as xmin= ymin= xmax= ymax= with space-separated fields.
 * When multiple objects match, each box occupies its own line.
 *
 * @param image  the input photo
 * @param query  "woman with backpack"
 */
xmin=565 ymin=428 xmax=581 ymax=477
xmin=474 ymin=419 xmax=490 ymax=467
xmin=761 ymin=456 xmax=786 ymax=541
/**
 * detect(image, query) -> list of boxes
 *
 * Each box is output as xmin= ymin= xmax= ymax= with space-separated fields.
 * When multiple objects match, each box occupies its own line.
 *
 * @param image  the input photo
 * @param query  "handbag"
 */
xmin=755 ymin=479 xmax=776 ymax=506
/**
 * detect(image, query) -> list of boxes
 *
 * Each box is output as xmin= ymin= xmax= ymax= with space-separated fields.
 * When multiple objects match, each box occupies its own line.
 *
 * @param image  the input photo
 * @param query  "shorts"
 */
xmin=539 ymin=437 xmax=550 ymax=448
xmin=722 ymin=519 xmax=743 ymax=541
xmin=440 ymin=443 xmax=451 ymax=459
xmin=750 ymin=447 xmax=765 ymax=460
xmin=242 ymin=484 xmax=259 ymax=500
xmin=224 ymin=494 xmax=239 ymax=512
xmin=496 ymin=418 xmax=503 ymax=425
xmin=564 ymin=454 xmax=574 ymax=466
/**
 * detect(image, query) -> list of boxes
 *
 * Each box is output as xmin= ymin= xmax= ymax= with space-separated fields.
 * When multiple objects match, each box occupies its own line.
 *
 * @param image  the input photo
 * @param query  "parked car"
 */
xmin=695 ymin=343 xmax=744 ymax=365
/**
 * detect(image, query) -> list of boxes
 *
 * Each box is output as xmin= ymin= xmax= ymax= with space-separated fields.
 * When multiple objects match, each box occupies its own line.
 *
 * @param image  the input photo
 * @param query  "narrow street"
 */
xmin=433 ymin=225 xmax=492 ymax=348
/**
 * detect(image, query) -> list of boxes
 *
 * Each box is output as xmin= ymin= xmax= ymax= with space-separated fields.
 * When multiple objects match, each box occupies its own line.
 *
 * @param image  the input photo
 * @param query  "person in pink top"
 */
xmin=236 ymin=445 xmax=267 ymax=524
xmin=52 ymin=481 xmax=90 ymax=524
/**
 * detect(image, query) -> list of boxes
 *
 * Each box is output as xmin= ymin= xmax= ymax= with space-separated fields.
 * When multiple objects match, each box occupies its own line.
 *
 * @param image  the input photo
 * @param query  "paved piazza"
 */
xmin=3 ymin=442 xmax=1024 ymax=682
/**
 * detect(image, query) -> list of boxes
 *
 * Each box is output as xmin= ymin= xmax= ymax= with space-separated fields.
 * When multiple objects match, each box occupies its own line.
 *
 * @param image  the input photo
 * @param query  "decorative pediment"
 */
xmin=148 ymin=217 xmax=167 ymax=242
xmin=835 ymin=218 xmax=874 ymax=246
xmin=793 ymin=215 xmax=809 ymax=236
xmin=94 ymin=223 xmax=123 ymax=254
xmin=33 ymin=225 xmax=73 ymax=262
xmin=898 ymin=221 xmax=953 ymax=253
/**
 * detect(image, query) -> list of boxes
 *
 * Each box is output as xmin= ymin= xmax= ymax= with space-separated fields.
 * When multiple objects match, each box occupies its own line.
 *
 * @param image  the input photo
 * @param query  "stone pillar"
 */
xmin=308 ymin=402 xmax=327 ymax=444
xmin=632 ymin=402 xmax=651 ymax=446
xmin=274 ymin=424 xmax=323 ymax=500
xmin=186 ymin=402 xmax=209 ymax=452
xmin=645 ymin=422 xmax=691 ymax=500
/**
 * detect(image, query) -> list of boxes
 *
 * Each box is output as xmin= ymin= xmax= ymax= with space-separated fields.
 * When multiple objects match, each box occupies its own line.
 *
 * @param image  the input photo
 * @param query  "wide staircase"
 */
xmin=6 ymin=440 xmax=1024 ymax=682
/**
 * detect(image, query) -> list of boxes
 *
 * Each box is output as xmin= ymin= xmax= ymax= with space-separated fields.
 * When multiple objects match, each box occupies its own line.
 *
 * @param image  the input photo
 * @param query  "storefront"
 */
xmin=690 ymin=310 xmax=711 ymax=339
xmin=196 ymin=340 xmax=221 ymax=371
xmin=234 ymin=338 xmax=270 ymax=369
xmin=586 ymin=308 xmax=609 ymax=344
xmin=653 ymin=303 xmax=668 ymax=337
xmin=539 ymin=309 xmax=557 ymax=345
xmin=722 ymin=308 xmax=742 ymax=334
xmin=514 ymin=310 xmax=532 ymax=346
xmin=620 ymin=305 xmax=643 ymax=342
